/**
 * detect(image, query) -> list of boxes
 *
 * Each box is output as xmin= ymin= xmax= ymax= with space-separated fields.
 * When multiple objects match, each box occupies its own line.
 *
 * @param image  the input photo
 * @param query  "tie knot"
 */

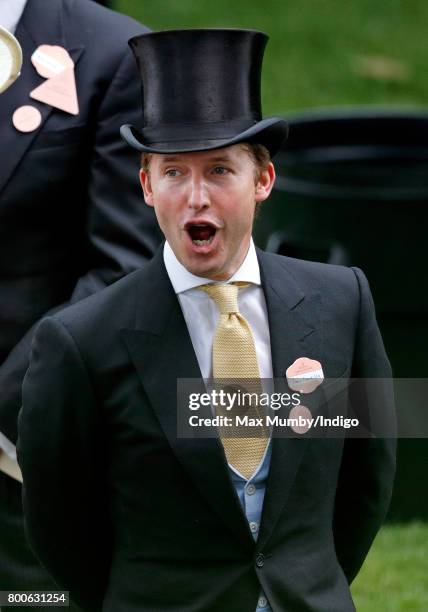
xmin=199 ymin=283 xmax=242 ymax=315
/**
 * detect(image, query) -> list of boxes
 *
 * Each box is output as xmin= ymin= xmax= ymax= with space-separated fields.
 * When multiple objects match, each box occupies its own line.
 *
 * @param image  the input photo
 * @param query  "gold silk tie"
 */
xmin=199 ymin=282 xmax=268 ymax=479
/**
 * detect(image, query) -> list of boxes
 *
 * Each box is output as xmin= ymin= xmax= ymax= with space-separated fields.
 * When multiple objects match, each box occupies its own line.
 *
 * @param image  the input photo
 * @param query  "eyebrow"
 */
xmin=159 ymin=155 xmax=233 ymax=164
xmin=159 ymin=157 xmax=181 ymax=163
xmin=208 ymin=156 xmax=232 ymax=163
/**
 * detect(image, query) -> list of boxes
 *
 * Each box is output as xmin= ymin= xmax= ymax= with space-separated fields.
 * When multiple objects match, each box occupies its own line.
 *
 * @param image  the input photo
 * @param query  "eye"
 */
xmin=212 ymin=166 xmax=229 ymax=175
xmin=165 ymin=168 xmax=181 ymax=177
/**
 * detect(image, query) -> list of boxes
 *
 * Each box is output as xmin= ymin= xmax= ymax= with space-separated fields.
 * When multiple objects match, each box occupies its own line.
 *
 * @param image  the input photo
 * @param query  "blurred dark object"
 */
xmin=254 ymin=110 xmax=428 ymax=520
xmin=92 ymin=0 xmax=110 ymax=6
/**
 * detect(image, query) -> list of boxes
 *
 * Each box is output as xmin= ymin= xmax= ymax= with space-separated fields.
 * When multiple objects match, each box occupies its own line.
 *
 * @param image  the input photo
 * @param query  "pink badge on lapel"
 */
xmin=286 ymin=357 xmax=324 ymax=394
xmin=29 ymin=45 xmax=79 ymax=115
xmin=289 ymin=405 xmax=313 ymax=435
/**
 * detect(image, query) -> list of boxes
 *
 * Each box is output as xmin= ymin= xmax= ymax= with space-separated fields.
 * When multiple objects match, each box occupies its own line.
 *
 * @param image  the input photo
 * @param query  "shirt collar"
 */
xmin=0 ymin=0 xmax=27 ymax=33
xmin=164 ymin=238 xmax=261 ymax=295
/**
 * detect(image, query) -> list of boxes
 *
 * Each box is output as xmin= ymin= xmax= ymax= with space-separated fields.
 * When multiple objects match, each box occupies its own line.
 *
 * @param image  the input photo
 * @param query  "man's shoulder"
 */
xmin=49 ymin=267 xmax=144 ymax=338
xmin=44 ymin=249 xmax=167 ymax=340
xmin=65 ymin=0 xmax=149 ymax=51
xmin=258 ymin=249 xmax=361 ymax=295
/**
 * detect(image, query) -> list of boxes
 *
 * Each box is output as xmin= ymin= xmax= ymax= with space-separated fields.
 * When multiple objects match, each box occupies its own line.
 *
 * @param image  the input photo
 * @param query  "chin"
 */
xmin=181 ymin=253 xmax=218 ymax=278
xmin=189 ymin=264 xmax=217 ymax=279
xmin=190 ymin=262 xmax=223 ymax=280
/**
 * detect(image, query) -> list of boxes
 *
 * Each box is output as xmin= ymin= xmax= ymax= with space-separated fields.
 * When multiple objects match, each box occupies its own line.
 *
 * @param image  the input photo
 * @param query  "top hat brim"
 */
xmin=120 ymin=117 xmax=288 ymax=158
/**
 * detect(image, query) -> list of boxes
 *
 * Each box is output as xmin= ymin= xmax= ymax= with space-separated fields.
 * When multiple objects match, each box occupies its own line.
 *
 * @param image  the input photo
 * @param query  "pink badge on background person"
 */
xmin=31 ymin=45 xmax=74 ymax=79
xmin=29 ymin=45 xmax=79 ymax=115
xmin=286 ymin=357 xmax=324 ymax=393
xmin=12 ymin=105 xmax=42 ymax=132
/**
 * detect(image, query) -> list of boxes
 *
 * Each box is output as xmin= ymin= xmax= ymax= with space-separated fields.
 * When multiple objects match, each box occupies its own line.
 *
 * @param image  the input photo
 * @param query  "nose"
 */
xmin=188 ymin=175 xmax=210 ymax=211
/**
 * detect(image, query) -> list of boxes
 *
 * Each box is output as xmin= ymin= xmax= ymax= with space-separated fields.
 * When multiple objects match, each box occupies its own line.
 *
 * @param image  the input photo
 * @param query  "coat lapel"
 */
xmin=256 ymin=250 xmax=323 ymax=550
xmin=121 ymin=251 xmax=254 ymax=551
xmin=0 ymin=0 xmax=84 ymax=194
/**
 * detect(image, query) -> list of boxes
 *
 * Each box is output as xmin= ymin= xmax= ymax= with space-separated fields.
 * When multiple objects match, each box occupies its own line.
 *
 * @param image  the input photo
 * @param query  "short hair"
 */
xmin=239 ymin=143 xmax=271 ymax=183
xmin=140 ymin=143 xmax=270 ymax=183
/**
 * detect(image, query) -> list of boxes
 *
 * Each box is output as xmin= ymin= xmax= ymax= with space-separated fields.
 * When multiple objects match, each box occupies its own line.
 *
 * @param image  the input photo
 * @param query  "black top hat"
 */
xmin=120 ymin=29 xmax=288 ymax=156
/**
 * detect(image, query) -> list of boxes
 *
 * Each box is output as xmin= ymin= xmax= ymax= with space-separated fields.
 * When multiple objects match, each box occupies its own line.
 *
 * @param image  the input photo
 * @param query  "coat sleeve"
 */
xmin=0 ymin=39 xmax=162 ymax=445
xmin=17 ymin=316 xmax=110 ymax=612
xmin=332 ymin=267 xmax=396 ymax=584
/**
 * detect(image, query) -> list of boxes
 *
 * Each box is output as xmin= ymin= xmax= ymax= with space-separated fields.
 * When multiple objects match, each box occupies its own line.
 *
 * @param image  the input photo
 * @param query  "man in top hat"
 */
xmin=18 ymin=29 xmax=396 ymax=612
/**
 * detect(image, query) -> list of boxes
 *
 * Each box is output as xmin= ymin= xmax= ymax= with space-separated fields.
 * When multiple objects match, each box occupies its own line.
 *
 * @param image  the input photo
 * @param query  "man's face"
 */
xmin=139 ymin=145 xmax=275 ymax=280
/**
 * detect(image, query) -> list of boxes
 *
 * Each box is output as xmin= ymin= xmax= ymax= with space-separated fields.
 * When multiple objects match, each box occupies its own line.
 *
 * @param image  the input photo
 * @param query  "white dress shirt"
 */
xmin=164 ymin=239 xmax=274 ymax=611
xmin=164 ymin=238 xmax=273 ymax=381
xmin=0 ymin=0 xmax=27 ymax=33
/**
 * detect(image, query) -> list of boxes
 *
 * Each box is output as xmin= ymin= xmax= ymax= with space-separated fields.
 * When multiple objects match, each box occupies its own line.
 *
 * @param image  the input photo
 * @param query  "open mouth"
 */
xmin=186 ymin=223 xmax=217 ymax=246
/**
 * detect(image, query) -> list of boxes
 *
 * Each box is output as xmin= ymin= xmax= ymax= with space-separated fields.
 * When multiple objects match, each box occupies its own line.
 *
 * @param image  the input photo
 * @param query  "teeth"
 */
xmin=192 ymin=236 xmax=214 ymax=246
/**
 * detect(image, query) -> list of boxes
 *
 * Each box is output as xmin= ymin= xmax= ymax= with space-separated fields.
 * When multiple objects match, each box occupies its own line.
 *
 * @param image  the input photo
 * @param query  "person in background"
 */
xmin=0 ymin=0 xmax=160 ymax=602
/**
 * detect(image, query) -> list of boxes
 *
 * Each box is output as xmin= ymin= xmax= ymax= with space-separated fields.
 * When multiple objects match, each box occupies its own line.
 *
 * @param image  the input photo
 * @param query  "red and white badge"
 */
xmin=286 ymin=357 xmax=324 ymax=394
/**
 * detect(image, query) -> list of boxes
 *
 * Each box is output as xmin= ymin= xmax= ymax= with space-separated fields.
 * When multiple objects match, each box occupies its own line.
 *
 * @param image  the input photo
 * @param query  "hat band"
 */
xmin=141 ymin=119 xmax=259 ymax=144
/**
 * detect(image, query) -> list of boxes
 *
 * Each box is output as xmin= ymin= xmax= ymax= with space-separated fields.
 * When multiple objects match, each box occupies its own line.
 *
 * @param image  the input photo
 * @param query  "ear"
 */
xmin=255 ymin=162 xmax=276 ymax=203
xmin=139 ymin=169 xmax=154 ymax=207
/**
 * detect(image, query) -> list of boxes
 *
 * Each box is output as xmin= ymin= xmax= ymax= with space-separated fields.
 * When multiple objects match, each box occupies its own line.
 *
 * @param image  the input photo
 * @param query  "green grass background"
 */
xmin=113 ymin=2 xmax=428 ymax=609
xmin=115 ymin=0 xmax=427 ymax=116
xmin=352 ymin=523 xmax=428 ymax=610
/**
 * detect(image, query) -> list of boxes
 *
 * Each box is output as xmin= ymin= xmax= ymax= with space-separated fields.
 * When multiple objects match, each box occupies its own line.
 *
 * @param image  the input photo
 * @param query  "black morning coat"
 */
xmin=18 ymin=247 xmax=396 ymax=612
xmin=0 ymin=0 xmax=160 ymax=598
xmin=0 ymin=0 xmax=160 ymax=440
